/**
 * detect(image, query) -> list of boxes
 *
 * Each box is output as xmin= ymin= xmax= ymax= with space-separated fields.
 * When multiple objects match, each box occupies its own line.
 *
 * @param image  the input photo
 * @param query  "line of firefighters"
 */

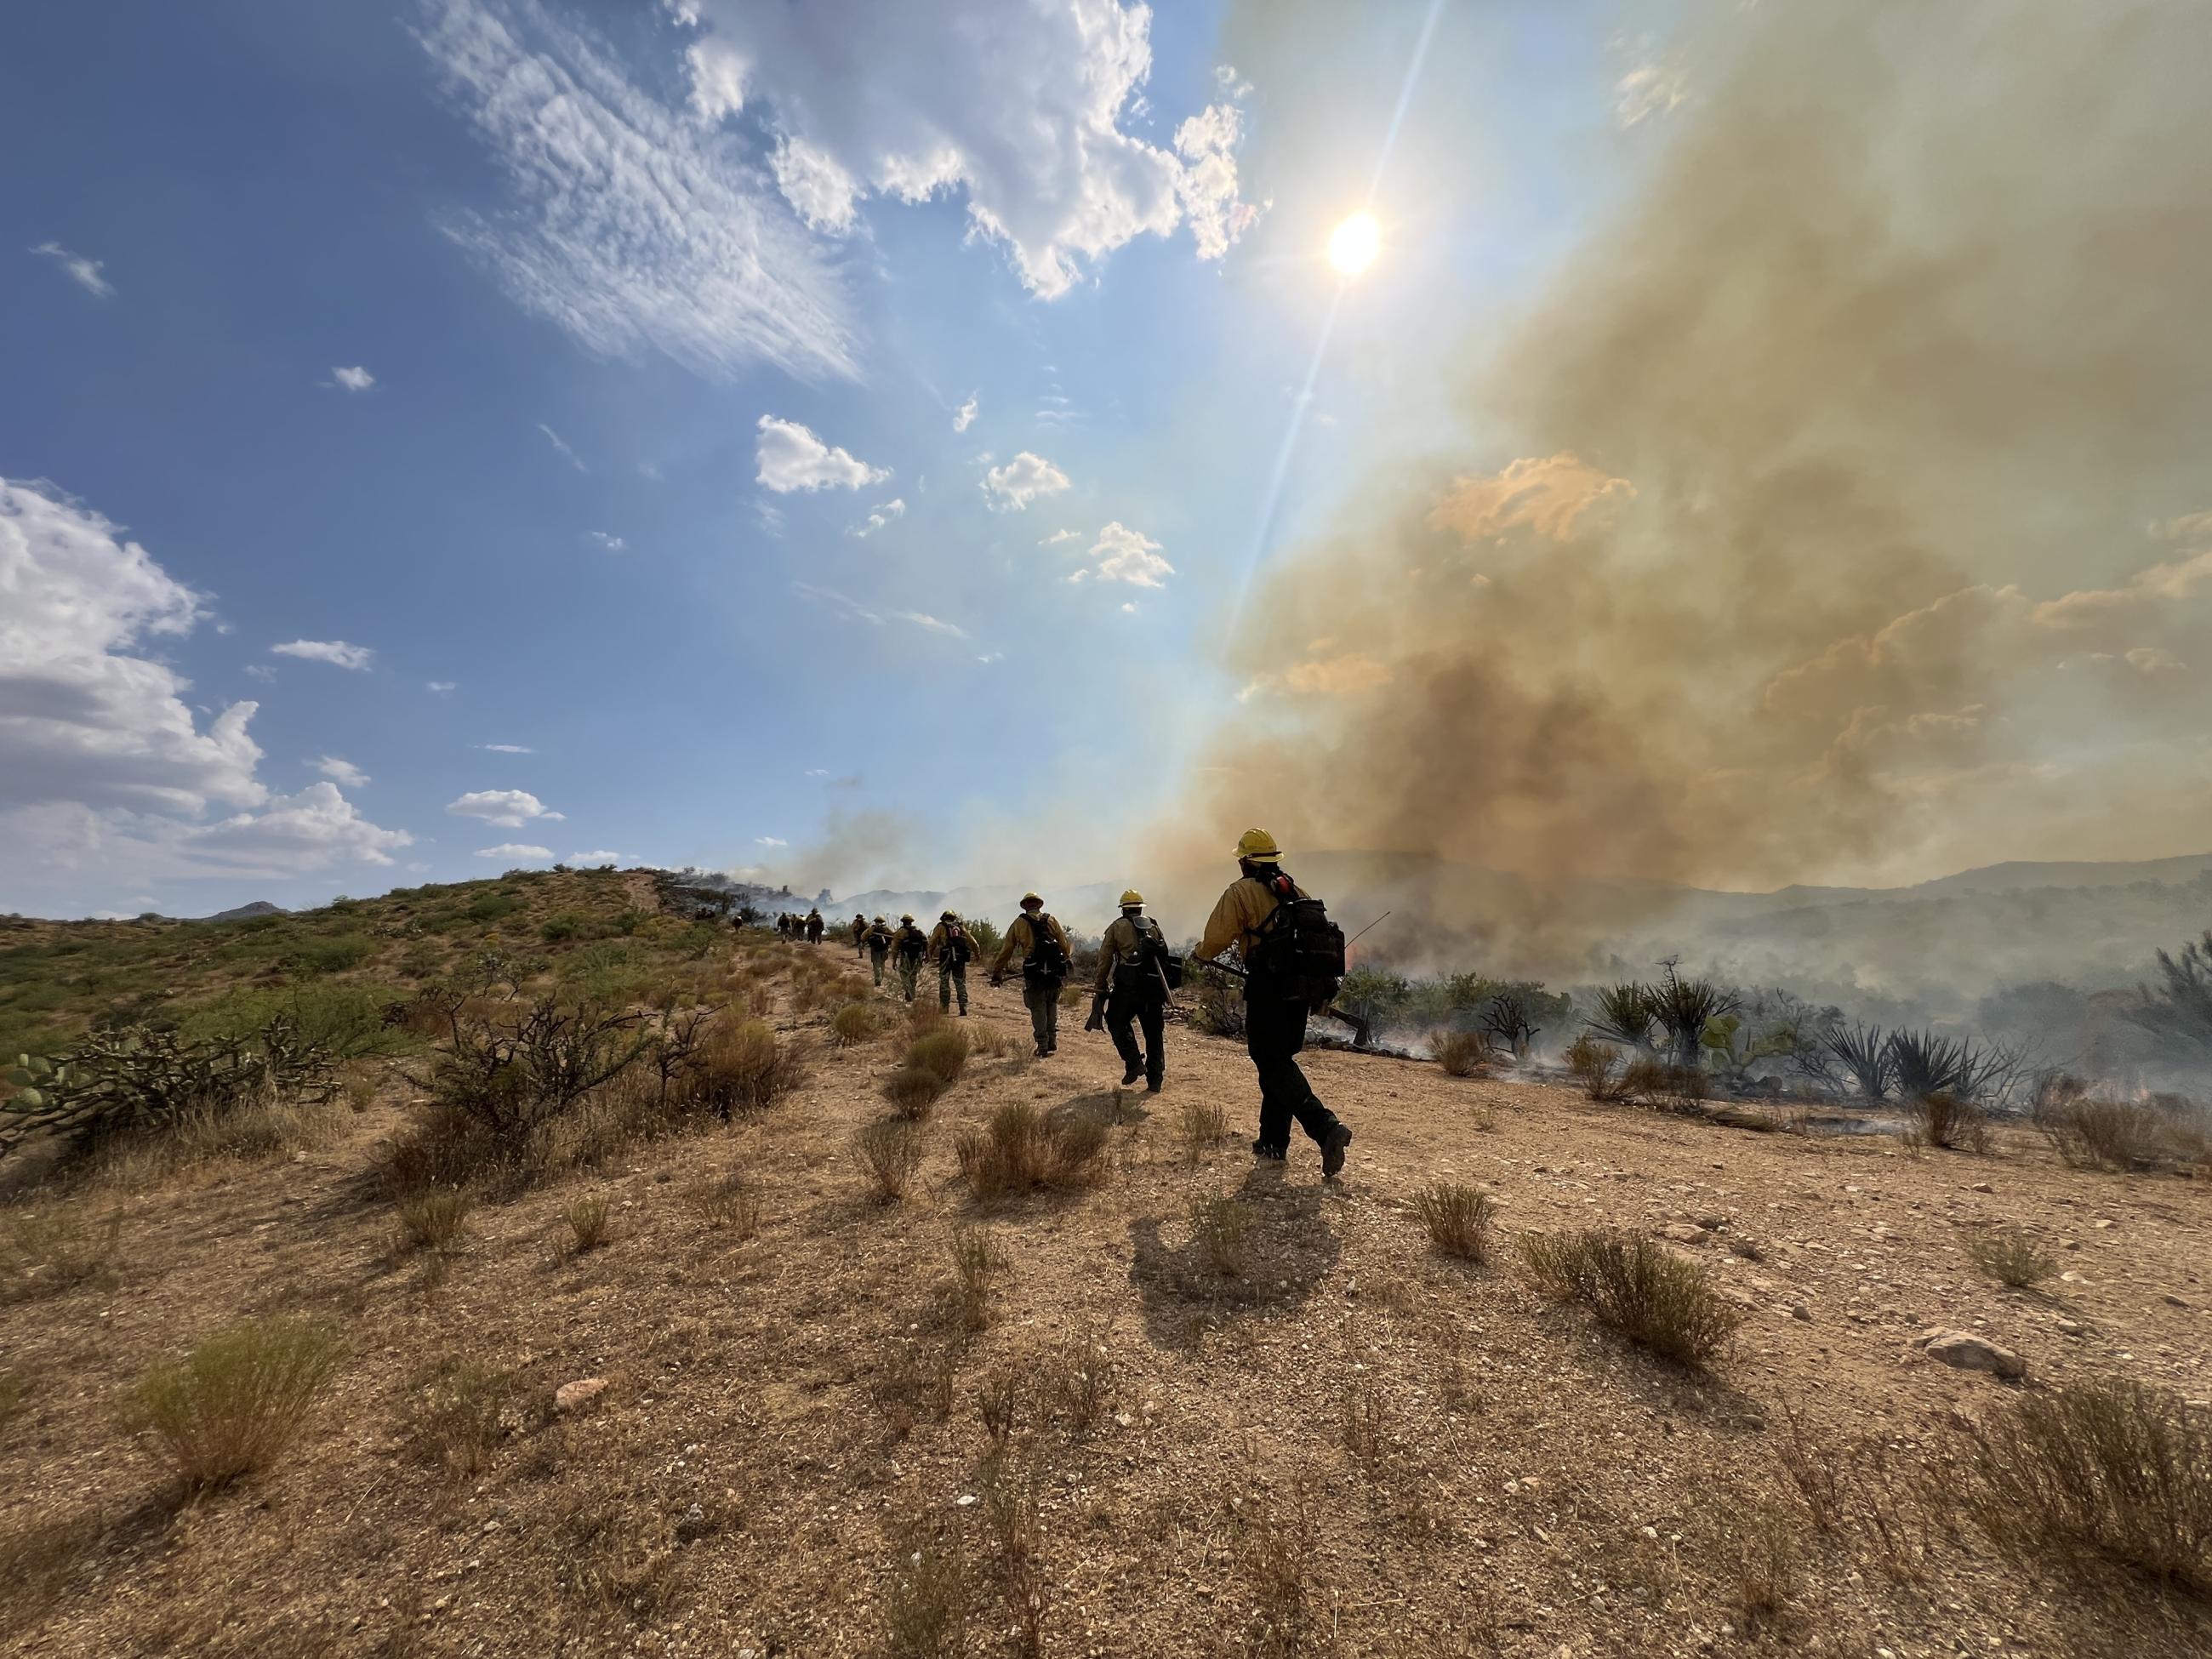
xmin=761 ymin=828 xmax=1353 ymax=1177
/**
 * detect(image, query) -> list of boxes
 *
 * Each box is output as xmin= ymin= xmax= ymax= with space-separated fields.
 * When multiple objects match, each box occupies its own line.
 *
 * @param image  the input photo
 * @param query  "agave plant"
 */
xmin=1588 ymin=983 xmax=1662 ymax=1051
xmin=1648 ymin=964 xmax=1740 ymax=1069
xmin=1820 ymin=1023 xmax=1892 ymax=1100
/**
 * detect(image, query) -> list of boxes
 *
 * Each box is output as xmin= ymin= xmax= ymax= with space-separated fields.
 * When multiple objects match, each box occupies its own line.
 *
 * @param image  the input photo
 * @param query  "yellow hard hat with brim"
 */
xmin=1234 ymin=828 xmax=1281 ymax=863
xmin=1020 ymin=891 xmax=1043 ymax=907
xmin=1120 ymin=889 xmax=1143 ymax=907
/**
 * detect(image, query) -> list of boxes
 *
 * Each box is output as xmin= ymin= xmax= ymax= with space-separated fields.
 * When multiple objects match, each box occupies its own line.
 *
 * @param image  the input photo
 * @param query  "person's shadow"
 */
xmin=1127 ymin=1160 xmax=1342 ymax=1350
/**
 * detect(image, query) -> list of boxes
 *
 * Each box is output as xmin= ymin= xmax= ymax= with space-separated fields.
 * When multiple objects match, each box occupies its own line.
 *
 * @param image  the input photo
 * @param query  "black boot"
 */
xmin=1121 ymin=1062 xmax=1143 ymax=1086
xmin=1320 ymin=1123 xmax=1353 ymax=1179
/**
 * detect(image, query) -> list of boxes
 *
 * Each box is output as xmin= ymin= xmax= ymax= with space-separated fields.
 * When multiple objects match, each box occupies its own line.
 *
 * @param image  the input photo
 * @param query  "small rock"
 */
xmin=1788 ymin=1302 xmax=1812 ymax=1322
xmin=1909 ymin=1327 xmax=2026 ymax=1380
xmin=956 ymin=1494 xmax=978 ymax=1507
xmin=554 ymin=1377 xmax=608 ymax=1413
xmin=2164 ymin=1293 xmax=2192 ymax=1308
xmin=2055 ymin=1318 xmax=2083 ymax=1336
xmin=2061 ymin=1270 xmax=2089 ymax=1284
xmin=1661 ymin=1223 xmax=1708 ymax=1246
xmin=1970 ymin=1183 xmax=1993 ymax=1194
xmin=2094 ymin=1219 xmax=2116 ymax=1230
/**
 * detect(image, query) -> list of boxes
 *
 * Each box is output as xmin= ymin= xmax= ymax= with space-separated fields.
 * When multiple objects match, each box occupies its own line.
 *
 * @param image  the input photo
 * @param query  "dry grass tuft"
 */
xmin=1 ymin=1205 xmax=121 ymax=1303
xmin=1565 ymin=1035 xmax=1630 ymax=1102
xmin=830 ymin=1001 xmax=878 ymax=1048
xmin=1411 ymin=1181 xmax=1493 ymax=1261
xmin=395 ymin=1185 xmax=473 ymax=1255
xmin=1901 ymin=1089 xmax=1991 ymax=1153
xmin=869 ymin=1337 xmax=956 ymax=1439
xmin=131 ymin=1316 xmax=345 ymax=1491
xmin=969 ymin=1022 xmax=1013 ymax=1058
xmin=907 ymin=1028 xmax=971 ymax=1086
xmin=684 ymin=1172 xmax=760 ymax=1237
xmin=2034 ymin=1080 xmax=2210 ymax=1172
xmin=1188 ymin=1191 xmax=1253 ymax=1279
xmin=1178 ymin=1097 xmax=1229 ymax=1164
xmin=854 ymin=1117 xmax=926 ymax=1203
xmin=949 ymin=1223 xmax=1003 ymax=1332
xmin=562 ymin=1194 xmax=613 ymax=1252
xmin=1037 ymin=1322 xmax=1115 ymax=1435
xmin=955 ymin=1102 xmax=1109 ymax=1199
xmin=1962 ymin=1375 xmax=2211 ymax=1590
xmin=688 ymin=1018 xmax=806 ymax=1117
xmin=1961 ymin=1223 xmax=2056 ymax=1288
xmin=0 ymin=1369 xmax=25 ymax=1440
xmin=1430 ymin=1027 xmax=1491 ymax=1077
xmin=881 ymin=1517 xmax=970 ymax=1657
xmin=410 ymin=1358 xmax=512 ymax=1477
xmin=884 ymin=1066 xmax=949 ymax=1120
xmin=1520 ymin=1227 xmax=1741 ymax=1366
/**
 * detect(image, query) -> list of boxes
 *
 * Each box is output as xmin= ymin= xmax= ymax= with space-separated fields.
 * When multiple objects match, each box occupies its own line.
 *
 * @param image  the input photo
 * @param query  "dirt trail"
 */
xmin=2 ymin=951 xmax=2207 ymax=1657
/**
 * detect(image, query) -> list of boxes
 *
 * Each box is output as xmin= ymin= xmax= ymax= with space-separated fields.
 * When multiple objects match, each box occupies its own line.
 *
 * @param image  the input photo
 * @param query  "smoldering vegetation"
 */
xmin=1177 ymin=0 xmax=2212 ymax=1031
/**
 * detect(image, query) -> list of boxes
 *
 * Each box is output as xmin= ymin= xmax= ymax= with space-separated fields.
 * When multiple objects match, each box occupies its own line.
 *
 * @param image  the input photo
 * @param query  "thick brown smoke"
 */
xmin=1183 ymin=0 xmax=2212 ymax=929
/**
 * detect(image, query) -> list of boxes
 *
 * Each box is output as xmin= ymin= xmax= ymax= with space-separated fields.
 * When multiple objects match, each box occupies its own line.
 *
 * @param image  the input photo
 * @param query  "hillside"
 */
xmin=3 ymin=874 xmax=2209 ymax=1656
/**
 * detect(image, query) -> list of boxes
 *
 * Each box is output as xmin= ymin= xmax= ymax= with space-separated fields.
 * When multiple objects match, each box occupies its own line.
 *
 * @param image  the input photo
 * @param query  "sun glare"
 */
xmin=1327 ymin=211 xmax=1380 ymax=276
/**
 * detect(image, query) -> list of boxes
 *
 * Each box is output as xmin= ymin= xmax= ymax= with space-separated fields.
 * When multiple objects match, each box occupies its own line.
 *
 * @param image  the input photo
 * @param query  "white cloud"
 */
xmin=1173 ymin=99 xmax=1260 ymax=259
xmin=1081 ymin=521 xmax=1173 ymax=588
xmin=1040 ymin=527 xmax=1081 ymax=546
xmin=791 ymin=581 xmax=969 ymax=639
xmin=271 ymin=639 xmax=375 ymax=671
xmin=677 ymin=0 xmax=1259 ymax=297
xmin=0 ymin=482 xmax=412 ymax=909
xmin=476 ymin=842 xmax=553 ymax=860
xmin=327 ymin=366 xmax=376 ymax=392
xmin=476 ymin=742 xmax=534 ymax=754
xmin=952 ymin=393 xmax=978 ymax=433
xmin=2 ymin=479 xmax=259 ymax=814
xmin=1614 ymin=60 xmax=1687 ymax=128
xmin=31 ymin=241 xmax=113 ymax=298
xmin=977 ymin=651 xmax=1005 ymax=664
xmin=539 ymin=423 xmax=587 ymax=472
xmin=755 ymin=835 xmax=788 ymax=847
xmin=804 ymin=767 xmax=831 ymax=778
xmin=896 ymin=611 xmax=966 ymax=637
xmin=852 ymin=498 xmax=905 ymax=538
xmin=314 ymin=756 xmax=369 ymax=788
xmin=982 ymin=451 xmax=1070 ymax=511
xmin=447 ymin=788 xmax=564 ymax=829
xmin=756 ymin=416 xmax=887 ymax=493
xmin=589 ymin=530 xmax=627 ymax=552
xmin=426 ymin=680 xmax=457 ymax=693
xmin=569 ymin=849 xmax=629 ymax=864
xmin=244 ymin=664 xmax=277 ymax=683
xmin=415 ymin=0 xmax=857 ymax=381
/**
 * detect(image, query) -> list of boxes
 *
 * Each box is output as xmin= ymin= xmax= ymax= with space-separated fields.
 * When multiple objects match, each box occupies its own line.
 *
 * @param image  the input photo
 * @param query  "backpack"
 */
xmin=1112 ymin=916 xmax=1181 ymax=998
xmin=1245 ymin=871 xmax=1345 ymax=1008
xmin=1021 ymin=913 xmax=1069 ymax=983
xmin=867 ymin=923 xmax=892 ymax=949
xmin=896 ymin=926 xmax=926 ymax=962
xmin=942 ymin=922 xmax=972 ymax=964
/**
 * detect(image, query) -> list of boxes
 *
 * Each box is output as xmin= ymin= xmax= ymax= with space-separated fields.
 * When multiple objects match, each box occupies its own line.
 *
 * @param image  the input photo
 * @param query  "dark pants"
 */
xmin=939 ymin=960 xmax=968 ymax=1012
xmin=1023 ymin=978 xmax=1062 ymax=1052
xmin=869 ymin=947 xmax=888 ymax=986
xmin=898 ymin=955 xmax=923 ymax=1001
xmin=1106 ymin=989 xmax=1165 ymax=1085
xmin=1246 ymin=995 xmax=1342 ymax=1154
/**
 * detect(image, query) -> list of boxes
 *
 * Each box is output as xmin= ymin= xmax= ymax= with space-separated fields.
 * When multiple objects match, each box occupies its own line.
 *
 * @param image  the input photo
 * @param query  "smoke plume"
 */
xmin=1194 ymin=0 xmax=2212 ymax=907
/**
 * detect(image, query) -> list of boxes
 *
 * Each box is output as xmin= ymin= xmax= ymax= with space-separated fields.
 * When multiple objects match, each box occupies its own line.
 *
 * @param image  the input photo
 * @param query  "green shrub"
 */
xmin=1520 ymin=1227 xmax=1741 ymax=1366
xmin=907 ymin=1028 xmax=970 ymax=1086
xmin=291 ymin=933 xmax=377 ymax=975
xmin=132 ymin=1317 xmax=345 ymax=1491
xmin=465 ymin=891 xmax=522 ymax=925
xmin=830 ymin=1001 xmax=877 ymax=1048
xmin=885 ymin=1066 xmax=949 ymax=1120
xmin=540 ymin=911 xmax=590 ymax=943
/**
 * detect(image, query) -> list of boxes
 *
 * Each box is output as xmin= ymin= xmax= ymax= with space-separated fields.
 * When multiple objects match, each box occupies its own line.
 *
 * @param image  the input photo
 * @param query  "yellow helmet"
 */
xmin=1234 ymin=827 xmax=1282 ymax=863
xmin=1120 ymin=889 xmax=1143 ymax=907
xmin=941 ymin=909 xmax=958 ymax=921
xmin=1020 ymin=891 xmax=1043 ymax=908
xmin=900 ymin=913 xmax=914 ymax=923
xmin=873 ymin=915 xmax=886 ymax=924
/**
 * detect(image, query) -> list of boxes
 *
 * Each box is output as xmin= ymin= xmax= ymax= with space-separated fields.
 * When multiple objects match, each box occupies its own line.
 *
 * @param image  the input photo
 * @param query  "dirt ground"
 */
xmin=3 ymin=945 xmax=2208 ymax=1658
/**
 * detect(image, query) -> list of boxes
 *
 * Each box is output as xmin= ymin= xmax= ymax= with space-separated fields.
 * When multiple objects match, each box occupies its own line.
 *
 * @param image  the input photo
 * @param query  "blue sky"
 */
xmin=4 ymin=0 xmax=1661 ymax=916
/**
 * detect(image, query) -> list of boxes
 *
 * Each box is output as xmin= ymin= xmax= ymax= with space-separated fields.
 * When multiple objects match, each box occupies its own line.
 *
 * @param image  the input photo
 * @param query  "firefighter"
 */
xmin=865 ymin=915 xmax=894 ymax=986
xmin=891 ymin=913 xmax=929 ymax=1002
xmin=989 ymin=892 xmax=1075 ymax=1058
xmin=851 ymin=914 xmax=869 ymax=958
xmin=1088 ymin=889 xmax=1169 ymax=1092
xmin=928 ymin=909 xmax=974 ymax=1015
xmin=805 ymin=908 xmax=825 ymax=944
xmin=1191 ymin=830 xmax=1354 ymax=1177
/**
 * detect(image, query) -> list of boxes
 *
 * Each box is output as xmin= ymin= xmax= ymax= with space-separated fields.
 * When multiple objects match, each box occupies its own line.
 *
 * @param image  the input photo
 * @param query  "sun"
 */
xmin=1327 ymin=211 xmax=1380 ymax=276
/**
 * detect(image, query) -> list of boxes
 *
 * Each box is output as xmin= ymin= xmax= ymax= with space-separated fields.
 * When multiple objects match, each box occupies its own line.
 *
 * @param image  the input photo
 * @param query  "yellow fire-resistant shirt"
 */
xmin=1193 ymin=873 xmax=1305 ymax=966
xmin=989 ymin=910 xmax=1074 ymax=979
xmin=1094 ymin=912 xmax=1166 ymax=992
xmin=927 ymin=921 xmax=972 ymax=962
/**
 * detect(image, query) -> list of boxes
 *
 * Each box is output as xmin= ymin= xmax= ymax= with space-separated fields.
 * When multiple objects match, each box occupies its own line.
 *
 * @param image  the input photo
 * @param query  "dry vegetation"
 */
xmin=0 ymin=868 xmax=2208 ymax=1656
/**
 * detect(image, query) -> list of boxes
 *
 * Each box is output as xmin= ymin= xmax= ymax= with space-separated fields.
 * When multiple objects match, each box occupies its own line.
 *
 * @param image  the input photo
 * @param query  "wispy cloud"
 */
xmin=1039 ymin=528 xmax=1081 ymax=546
xmin=271 ymin=639 xmax=375 ymax=670
xmin=476 ymin=743 xmax=534 ymax=754
xmin=569 ymin=849 xmax=630 ymax=864
xmin=31 ymin=240 xmax=113 ymax=298
xmin=426 ymin=680 xmax=457 ymax=694
xmin=313 ymin=756 xmax=369 ymax=788
xmin=476 ymin=842 xmax=552 ymax=860
xmin=851 ymin=498 xmax=905 ymax=538
xmin=415 ymin=0 xmax=857 ymax=381
xmin=952 ymin=393 xmax=978 ymax=432
xmin=588 ymin=530 xmax=626 ymax=552
xmin=791 ymin=581 xmax=967 ymax=639
xmin=325 ymin=366 xmax=376 ymax=392
xmin=755 ymin=835 xmax=788 ymax=847
xmin=539 ymin=422 xmax=586 ymax=472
